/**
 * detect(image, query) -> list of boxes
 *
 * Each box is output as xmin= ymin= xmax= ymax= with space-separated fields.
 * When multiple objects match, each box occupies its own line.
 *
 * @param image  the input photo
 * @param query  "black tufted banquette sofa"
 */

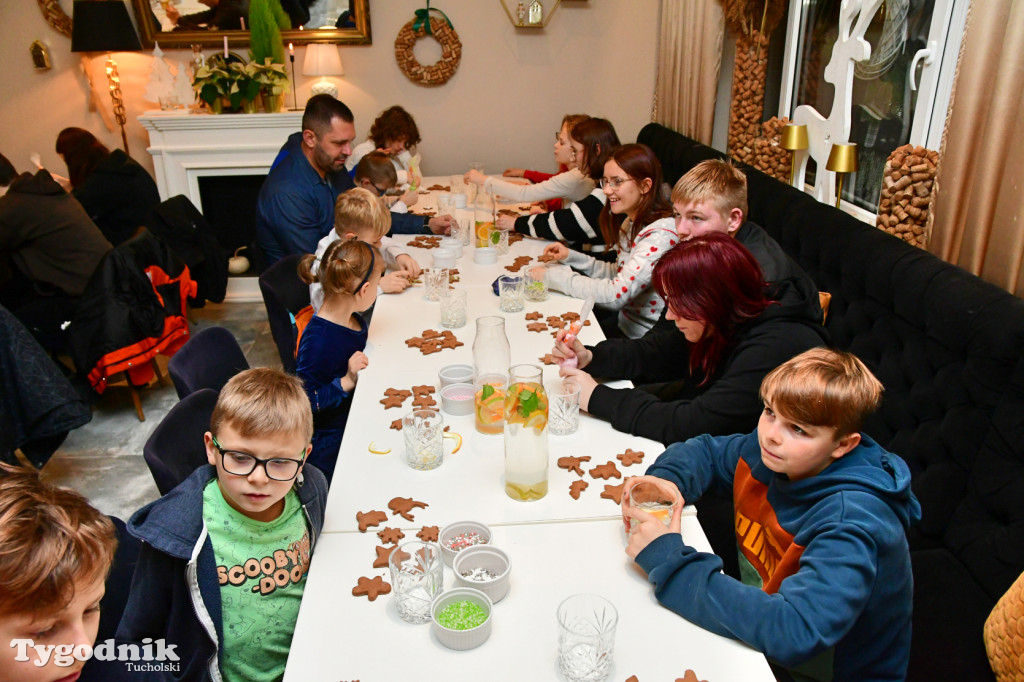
xmin=638 ymin=123 xmax=1024 ymax=680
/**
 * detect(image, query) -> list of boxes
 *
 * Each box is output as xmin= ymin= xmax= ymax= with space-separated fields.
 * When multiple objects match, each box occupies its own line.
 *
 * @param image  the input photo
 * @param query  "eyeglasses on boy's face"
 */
xmin=210 ymin=435 xmax=305 ymax=481
xmin=599 ymin=177 xmax=636 ymax=190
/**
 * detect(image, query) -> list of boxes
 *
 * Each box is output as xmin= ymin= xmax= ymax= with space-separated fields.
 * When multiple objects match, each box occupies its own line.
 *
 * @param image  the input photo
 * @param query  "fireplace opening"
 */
xmin=198 ymin=174 xmax=268 ymax=276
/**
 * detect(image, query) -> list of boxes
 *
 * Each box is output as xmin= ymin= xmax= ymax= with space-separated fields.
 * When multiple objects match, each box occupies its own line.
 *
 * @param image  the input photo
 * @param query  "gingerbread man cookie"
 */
xmin=617 ymin=449 xmax=645 ymax=467
xmin=356 ymin=510 xmax=388 ymax=532
xmin=589 ymin=461 xmax=622 ymax=480
xmin=352 ymin=575 xmax=392 ymax=601
xmin=388 ymin=496 xmax=429 ymax=521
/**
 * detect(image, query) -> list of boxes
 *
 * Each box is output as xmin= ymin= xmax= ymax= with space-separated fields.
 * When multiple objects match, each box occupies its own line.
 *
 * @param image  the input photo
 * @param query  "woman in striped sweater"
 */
xmin=496 ymin=118 xmax=620 ymax=247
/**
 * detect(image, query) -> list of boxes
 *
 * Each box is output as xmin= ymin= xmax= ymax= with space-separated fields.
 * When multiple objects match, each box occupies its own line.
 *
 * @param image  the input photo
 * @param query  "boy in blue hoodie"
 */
xmin=623 ymin=348 xmax=921 ymax=682
xmin=117 ymin=368 xmax=328 ymax=682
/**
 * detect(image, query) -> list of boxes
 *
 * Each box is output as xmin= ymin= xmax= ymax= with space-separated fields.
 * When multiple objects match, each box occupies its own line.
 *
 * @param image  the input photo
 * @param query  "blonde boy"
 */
xmin=624 ymin=348 xmax=921 ymax=681
xmin=0 ymin=465 xmax=117 ymax=682
xmin=117 ymin=368 xmax=328 ymax=682
xmin=310 ymin=187 xmax=421 ymax=311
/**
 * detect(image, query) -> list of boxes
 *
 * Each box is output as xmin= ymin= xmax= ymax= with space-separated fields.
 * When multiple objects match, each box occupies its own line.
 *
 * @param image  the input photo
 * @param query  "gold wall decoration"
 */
xmin=36 ymin=0 xmax=73 ymax=39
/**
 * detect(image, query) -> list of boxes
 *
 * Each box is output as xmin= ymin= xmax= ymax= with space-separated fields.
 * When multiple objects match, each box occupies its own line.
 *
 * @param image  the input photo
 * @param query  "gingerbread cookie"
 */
xmin=380 ymin=394 xmax=406 ymax=409
xmin=377 ymin=527 xmax=405 ymax=544
xmin=527 ymin=322 xmax=548 ymax=333
xmin=417 ymin=525 xmax=439 ymax=542
xmin=388 ymin=496 xmax=429 ymax=521
xmin=352 ymin=575 xmax=392 ymax=601
xmin=412 ymin=394 xmax=437 ymax=409
xmin=569 ymin=480 xmax=589 ymax=500
xmin=356 ymin=510 xmax=388 ymax=532
xmin=422 ymin=329 xmax=442 ymax=339
xmin=537 ymin=252 xmax=558 ymax=263
xmin=508 ymin=232 xmax=525 ymax=245
xmin=557 ymin=455 xmax=592 ymax=476
xmin=546 ymin=316 xmax=567 ymax=329
xmin=600 ymin=483 xmax=626 ymax=503
xmin=405 ymin=336 xmax=425 ymax=348
xmin=372 ymin=544 xmax=399 ymax=568
xmin=411 ymin=384 xmax=435 ymax=395
xmin=589 ymin=461 xmax=622 ymax=480
xmin=539 ymin=353 xmax=558 ymax=366
xmin=524 ymin=311 xmax=543 ymax=321
xmin=390 ymin=419 xmax=403 ymax=431
xmin=617 ymin=449 xmax=645 ymax=466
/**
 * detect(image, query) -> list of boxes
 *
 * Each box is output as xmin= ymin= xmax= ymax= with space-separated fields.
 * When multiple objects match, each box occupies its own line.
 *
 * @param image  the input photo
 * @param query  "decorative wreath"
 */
xmin=394 ymin=8 xmax=462 ymax=86
xmin=37 ymin=0 xmax=73 ymax=38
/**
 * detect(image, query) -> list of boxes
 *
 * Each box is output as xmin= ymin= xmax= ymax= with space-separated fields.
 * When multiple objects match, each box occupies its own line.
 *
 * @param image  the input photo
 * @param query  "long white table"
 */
xmin=286 ymin=182 xmax=775 ymax=681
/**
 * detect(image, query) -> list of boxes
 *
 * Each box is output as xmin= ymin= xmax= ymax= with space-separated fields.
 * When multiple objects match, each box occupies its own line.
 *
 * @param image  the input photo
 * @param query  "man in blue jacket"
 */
xmin=623 ymin=348 xmax=921 ymax=681
xmin=256 ymin=95 xmax=450 ymax=264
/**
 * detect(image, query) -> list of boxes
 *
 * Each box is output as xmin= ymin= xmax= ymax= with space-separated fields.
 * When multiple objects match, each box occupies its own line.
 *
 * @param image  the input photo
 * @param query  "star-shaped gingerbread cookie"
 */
xmin=589 ymin=461 xmax=622 ymax=480
xmin=525 ymin=311 xmax=543 ymax=321
xmin=372 ymin=544 xmax=399 ymax=568
xmin=352 ymin=575 xmax=391 ymax=601
xmin=527 ymin=322 xmax=548 ymax=333
xmin=600 ymin=483 xmax=626 ymax=504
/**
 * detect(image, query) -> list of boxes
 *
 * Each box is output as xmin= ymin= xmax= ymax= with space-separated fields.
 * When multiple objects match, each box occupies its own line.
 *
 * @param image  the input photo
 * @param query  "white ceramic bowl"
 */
xmin=438 ymin=363 xmax=474 ymax=387
xmin=439 ymin=520 xmax=492 ymax=567
xmin=440 ymin=383 xmax=475 ymax=416
xmin=473 ymin=247 xmax=497 ymax=265
xmin=439 ymin=238 xmax=463 ymax=258
xmin=452 ymin=194 xmax=468 ymax=209
xmin=433 ymin=248 xmax=459 ymax=269
xmin=453 ymin=545 xmax=511 ymax=604
xmin=431 ymin=587 xmax=493 ymax=651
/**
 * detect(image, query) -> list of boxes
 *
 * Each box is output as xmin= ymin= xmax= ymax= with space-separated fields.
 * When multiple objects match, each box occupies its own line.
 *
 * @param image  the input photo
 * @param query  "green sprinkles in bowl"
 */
xmin=437 ymin=600 xmax=488 ymax=630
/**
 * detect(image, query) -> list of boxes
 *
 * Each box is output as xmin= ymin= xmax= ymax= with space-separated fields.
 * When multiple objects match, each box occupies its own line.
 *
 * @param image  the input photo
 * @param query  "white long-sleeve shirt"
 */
xmin=345 ymin=140 xmax=412 ymax=185
xmin=309 ymin=229 xmax=409 ymax=312
xmin=545 ymin=216 xmax=679 ymax=338
xmin=483 ymin=168 xmax=595 ymax=207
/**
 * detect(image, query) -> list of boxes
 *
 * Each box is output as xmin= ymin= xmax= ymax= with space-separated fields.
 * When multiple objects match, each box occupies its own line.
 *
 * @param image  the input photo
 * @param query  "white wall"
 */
xmin=1 ymin=0 xmax=659 ymax=179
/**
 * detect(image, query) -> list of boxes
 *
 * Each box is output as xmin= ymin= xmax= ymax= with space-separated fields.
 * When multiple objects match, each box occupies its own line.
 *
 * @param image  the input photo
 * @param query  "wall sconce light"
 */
xmin=780 ymin=124 xmax=808 ymax=187
xmin=303 ymin=44 xmax=344 ymax=99
xmin=71 ymin=1 xmax=141 ymax=155
xmin=826 ymin=142 xmax=859 ymax=209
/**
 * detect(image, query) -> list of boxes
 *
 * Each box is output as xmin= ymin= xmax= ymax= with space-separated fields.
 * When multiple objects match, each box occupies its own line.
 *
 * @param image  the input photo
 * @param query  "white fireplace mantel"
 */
xmin=140 ymin=110 xmax=302 ymax=205
xmin=139 ymin=110 xmax=303 ymax=301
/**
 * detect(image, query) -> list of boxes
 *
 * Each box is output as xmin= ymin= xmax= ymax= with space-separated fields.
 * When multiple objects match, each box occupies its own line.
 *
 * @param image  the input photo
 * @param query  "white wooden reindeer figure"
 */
xmin=791 ymin=0 xmax=883 ymax=205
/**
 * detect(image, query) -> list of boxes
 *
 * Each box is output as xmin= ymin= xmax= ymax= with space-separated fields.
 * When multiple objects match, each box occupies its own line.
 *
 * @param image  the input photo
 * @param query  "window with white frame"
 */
xmin=776 ymin=0 xmax=966 ymax=218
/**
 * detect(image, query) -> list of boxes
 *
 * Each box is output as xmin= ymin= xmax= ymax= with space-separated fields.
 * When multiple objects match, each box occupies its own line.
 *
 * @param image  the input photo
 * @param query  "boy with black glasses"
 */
xmin=117 ymin=368 xmax=327 ymax=681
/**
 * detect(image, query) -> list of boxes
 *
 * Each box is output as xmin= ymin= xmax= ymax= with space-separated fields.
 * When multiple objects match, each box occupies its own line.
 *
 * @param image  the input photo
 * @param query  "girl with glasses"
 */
xmin=297 ymin=239 xmax=385 ymax=483
xmin=542 ymin=143 xmax=677 ymax=338
xmin=465 ymin=114 xmax=593 ymax=211
xmin=496 ymin=118 xmax=621 ymax=248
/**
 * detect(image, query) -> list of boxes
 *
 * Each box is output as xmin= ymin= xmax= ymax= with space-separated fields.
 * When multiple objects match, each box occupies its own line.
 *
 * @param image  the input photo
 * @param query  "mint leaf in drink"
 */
xmin=519 ymin=389 xmax=539 ymax=416
xmin=482 ymin=384 xmax=494 ymax=400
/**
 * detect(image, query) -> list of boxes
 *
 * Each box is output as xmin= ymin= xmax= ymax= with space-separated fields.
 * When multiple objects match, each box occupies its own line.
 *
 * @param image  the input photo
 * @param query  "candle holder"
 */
xmin=780 ymin=124 xmax=809 ymax=187
xmin=826 ymin=143 xmax=859 ymax=209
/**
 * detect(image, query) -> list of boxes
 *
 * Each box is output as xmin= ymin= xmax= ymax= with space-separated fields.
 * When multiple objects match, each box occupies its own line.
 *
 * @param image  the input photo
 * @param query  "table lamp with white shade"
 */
xmin=303 ymin=44 xmax=344 ymax=99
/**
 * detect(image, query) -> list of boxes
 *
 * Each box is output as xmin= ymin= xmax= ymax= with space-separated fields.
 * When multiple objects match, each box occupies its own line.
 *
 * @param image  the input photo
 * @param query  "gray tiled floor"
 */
xmin=39 ymin=301 xmax=279 ymax=522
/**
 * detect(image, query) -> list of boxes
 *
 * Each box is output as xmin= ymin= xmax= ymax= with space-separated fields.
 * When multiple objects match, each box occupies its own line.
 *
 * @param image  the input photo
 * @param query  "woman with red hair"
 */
xmin=555 ymin=233 xmax=828 ymax=445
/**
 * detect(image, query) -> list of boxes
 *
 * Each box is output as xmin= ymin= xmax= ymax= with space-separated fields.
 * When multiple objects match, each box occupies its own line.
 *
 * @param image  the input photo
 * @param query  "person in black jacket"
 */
xmin=555 ymin=233 xmax=827 ymax=446
xmin=56 ymin=128 xmax=161 ymax=246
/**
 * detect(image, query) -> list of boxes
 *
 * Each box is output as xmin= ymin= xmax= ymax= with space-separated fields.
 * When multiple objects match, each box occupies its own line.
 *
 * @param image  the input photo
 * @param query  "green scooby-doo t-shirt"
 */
xmin=202 ymin=480 xmax=311 ymax=682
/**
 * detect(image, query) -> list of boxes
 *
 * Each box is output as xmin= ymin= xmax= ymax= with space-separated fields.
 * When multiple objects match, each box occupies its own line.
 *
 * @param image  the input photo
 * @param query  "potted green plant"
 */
xmin=192 ymin=62 xmax=232 ymax=114
xmin=228 ymin=62 xmax=262 ymax=113
xmin=247 ymin=59 xmax=290 ymax=112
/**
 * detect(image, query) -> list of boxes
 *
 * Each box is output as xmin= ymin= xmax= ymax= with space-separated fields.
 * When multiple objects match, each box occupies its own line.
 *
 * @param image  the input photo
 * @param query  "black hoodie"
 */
xmin=72 ymin=149 xmax=161 ymax=246
xmin=585 ymin=224 xmax=828 ymax=445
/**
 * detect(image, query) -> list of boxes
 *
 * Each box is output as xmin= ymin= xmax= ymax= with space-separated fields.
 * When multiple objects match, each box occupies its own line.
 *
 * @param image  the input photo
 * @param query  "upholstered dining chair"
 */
xmin=167 ymin=326 xmax=249 ymax=400
xmin=142 ymin=388 xmax=217 ymax=496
